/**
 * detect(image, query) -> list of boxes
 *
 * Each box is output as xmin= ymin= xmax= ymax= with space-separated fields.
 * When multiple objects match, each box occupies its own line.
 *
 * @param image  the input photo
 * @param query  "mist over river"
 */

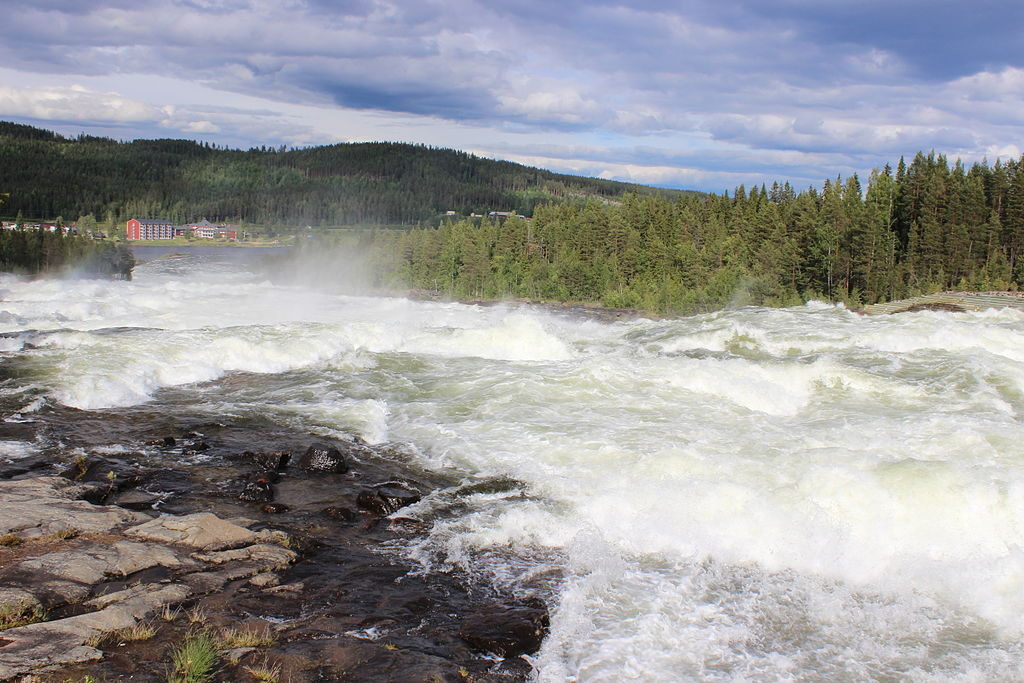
xmin=3 ymin=247 xmax=1024 ymax=680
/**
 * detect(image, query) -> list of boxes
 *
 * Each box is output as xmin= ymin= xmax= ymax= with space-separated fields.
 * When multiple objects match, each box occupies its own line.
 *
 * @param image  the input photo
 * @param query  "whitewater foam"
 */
xmin=6 ymin=254 xmax=1024 ymax=679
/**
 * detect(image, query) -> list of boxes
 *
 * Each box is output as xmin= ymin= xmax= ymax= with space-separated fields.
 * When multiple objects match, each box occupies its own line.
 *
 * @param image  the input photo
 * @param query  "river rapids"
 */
xmin=3 ymin=247 xmax=1024 ymax=681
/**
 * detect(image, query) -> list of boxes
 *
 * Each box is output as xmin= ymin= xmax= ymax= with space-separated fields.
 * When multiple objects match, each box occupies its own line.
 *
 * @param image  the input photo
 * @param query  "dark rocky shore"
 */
xmin=0 ymin=407 xmax=550 ymax=681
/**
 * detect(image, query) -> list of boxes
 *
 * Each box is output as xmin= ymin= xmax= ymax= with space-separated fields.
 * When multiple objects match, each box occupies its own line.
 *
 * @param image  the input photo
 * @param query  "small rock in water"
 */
xmin=322 ymin=506 xmax=358 ymax=522
xmin=389 ymin=517 xmax=430 ymax=533
xmin=185 ymin=439 xmax=209 ymax=451
xmin=239 ymin=476 xmax=275 ymax=503
xmin=111 ymin=489 xmax=162 ymax=511
xmin=249 ymin=572 xmax=280 ymax=588
xmin=245 ymin=450 xmax=291 ymax=471
xmin=459 ymin=603 xmax=549 ymax=657
xmin=58 ymin=456 xmax=147 ymax=503
xmin=298 ymin=443 xmax=349 ymax=473
xmin=258 ymin=471 xmax=281 ymax=484
xmin=356 ymin=483 xmax=421 ymax=516
xmin=0 ymin=457 xmax=52 ymax=480
xmin=261 ymin=503 xmax=289 ymax=514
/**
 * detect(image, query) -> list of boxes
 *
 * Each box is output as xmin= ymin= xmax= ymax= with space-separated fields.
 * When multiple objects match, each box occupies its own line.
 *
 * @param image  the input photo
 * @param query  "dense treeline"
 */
xmin=355 ymin=152 xmax=1024 ymax=313
xmin=0 ymin=121 xmax=687 ymax=227
xmin=0 ymin=226 xmax=134 ymax=279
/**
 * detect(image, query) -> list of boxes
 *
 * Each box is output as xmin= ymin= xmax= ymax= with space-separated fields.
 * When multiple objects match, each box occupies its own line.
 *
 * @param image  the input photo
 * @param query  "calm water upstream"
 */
xmin=2 ymin=248 xmax=1024 ymax=680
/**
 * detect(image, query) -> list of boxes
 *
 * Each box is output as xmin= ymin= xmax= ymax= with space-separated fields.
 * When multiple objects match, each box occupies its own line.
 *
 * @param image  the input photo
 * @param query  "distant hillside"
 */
xmin=0 ymin=121 xmax=694 ymax=226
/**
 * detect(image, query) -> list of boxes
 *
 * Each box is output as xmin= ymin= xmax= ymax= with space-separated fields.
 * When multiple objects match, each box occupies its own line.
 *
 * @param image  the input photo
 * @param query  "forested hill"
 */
xmin=0 ymin=121 xmax=690 ymax=226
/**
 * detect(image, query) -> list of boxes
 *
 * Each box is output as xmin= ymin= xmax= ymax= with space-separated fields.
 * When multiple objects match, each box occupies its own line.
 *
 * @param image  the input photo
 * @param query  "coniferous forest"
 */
xmin=353 ymin=152 xmax=1024 ymax=313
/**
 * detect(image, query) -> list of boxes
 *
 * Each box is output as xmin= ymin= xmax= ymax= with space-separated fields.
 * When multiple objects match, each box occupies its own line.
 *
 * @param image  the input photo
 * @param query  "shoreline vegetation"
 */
xmin=126 ymin=237 xmax=288 ymax=247
xmin=0 ymin=226 xmax=134 ymax=280
xmin=337 ymin=152 xmax=1024 ymax=315
xmin=4 ymin=120 xmax=1024 ymax=313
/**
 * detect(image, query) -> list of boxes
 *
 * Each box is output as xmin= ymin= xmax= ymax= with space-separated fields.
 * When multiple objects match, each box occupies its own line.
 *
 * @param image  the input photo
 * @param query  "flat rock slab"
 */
xmin=125 ymin=512 xmax=260 ymax=550
xmin=0 ymin=477 xmax=150 ymax=538
xmin=0 ymin=478 xmax=296 ymax=680
xmin=0 ymin=584 xmax=190 ymax=679
xmin=193 ymin=543 xmax=297 ymax=566
xmin=11 ymin=541 xmax=194 ymax=586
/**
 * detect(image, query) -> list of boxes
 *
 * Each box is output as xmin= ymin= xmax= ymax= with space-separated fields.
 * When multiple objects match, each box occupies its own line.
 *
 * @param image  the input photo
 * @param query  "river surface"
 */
xmin=3 ymin=248 xmax=1024 ymax=680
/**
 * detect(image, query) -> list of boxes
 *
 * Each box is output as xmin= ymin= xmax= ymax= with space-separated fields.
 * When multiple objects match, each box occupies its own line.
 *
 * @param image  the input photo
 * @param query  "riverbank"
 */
xmin=124 ymin=238 xmax=289 ymax=247
xmin=0 ymin=410 xmax=546 ymax=681
xmin=858 ymin=290 xmax=1024 ymax=314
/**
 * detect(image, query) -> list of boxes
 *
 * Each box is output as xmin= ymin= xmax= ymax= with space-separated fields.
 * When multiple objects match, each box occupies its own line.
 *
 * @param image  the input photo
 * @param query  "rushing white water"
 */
xmin=4 ymin=249 xmax=1024 ymax=680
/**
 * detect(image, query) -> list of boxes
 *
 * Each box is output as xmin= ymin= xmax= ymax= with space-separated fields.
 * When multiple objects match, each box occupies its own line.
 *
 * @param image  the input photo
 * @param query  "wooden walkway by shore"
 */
xmin=859 ymin=292 xmax=1024 ymax=315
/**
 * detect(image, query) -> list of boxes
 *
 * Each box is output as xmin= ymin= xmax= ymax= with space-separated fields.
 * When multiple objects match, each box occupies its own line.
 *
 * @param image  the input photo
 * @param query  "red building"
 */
xmin=126 ymin=218 xmax=174 ymax=240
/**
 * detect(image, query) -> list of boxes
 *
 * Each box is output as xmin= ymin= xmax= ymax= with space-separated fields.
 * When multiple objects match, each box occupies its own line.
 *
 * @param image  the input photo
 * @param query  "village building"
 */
xmin=186 ymin=219 xmax=237 ymax=240
xmin=487 ymin=211 xmax=529 ymax=219
xmin=125 ymin=218 xmax=238 ymax=240
xmin=126 ymin=218 xmax=174 ymax=240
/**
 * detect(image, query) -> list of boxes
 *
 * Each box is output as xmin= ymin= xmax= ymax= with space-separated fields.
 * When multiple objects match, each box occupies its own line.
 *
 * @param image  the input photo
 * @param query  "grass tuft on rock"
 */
xmin=0 ymin=599 xmax=47 ymax=631
xmin=217 ymin=625 xmax=276 ymax=649
xmin=88 ymin=621 xmax=158 ymax=646
xmin=185 ymin=605 xmax=208 ymax=625
xmin=242 ymin=658 xmax=281 ymax=682
xmin=38 ymin=527 xmax=79 ymax=543
xmin=167 ymin=629 xmax=219 ymax=683
xmin=0 ymin=533 xmax=23 ymax=547
xmin=160 ymin=604 xmax=181 ymax=622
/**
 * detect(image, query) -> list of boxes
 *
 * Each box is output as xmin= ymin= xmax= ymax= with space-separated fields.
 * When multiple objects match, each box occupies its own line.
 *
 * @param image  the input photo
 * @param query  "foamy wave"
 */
xmin=274 ymin=396 xmax=392 ymax=445
xmin=402 ymin=314 xmax=574 ymax=362
xmin=0 ymin=334 xmax=27 ymax=353
xmin=36 ymin=324 xmax=358 ymax=409
xmin=0 ymin=440 xmax=37 ymax=460
xmin=859 ymin=315 xmax=1024 ymax=363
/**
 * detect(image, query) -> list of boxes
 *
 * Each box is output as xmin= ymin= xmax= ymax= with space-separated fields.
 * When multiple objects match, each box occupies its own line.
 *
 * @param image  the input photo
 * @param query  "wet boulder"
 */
xmin=247 ymin=450 xmax=291 ymax=472
xmin=227 ymin=449 xmax=287 ymax=473
xmin=298 ymin=443 xmax=349 ymax=473
xmin=58 ymin=456 xmax=147 ymax=503
xmin=0 ymin=457 xmax=51 ymax=480
xmin=182 ymin=439 xmax=210 ymax=455
xmin=239 ymin=476 xmax=275 ymax=503
xmin=459 ymin=603 xmax=549 ymax=657
xmin=110 ymin=489 xmax=163 ymax=511
xmin=322 ymin=506 xmax=358 ymax=522
xmin=258 ymin=471 xmax=281 ymax=484
xmin=356 ymin=483 xmax=421 ymax=516
xmin=388 ymin=517 xmax=431 ymax=534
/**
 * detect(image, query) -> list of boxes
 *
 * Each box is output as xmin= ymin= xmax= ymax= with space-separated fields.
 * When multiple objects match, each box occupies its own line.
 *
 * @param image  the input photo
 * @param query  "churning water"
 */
xmin=3 ymin=249 xmax=1024 ymax=680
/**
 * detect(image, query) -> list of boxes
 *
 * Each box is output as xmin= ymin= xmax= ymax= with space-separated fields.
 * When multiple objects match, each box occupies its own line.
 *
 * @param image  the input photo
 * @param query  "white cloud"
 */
xmin=496 ymin=86 xmax=603 ymax=127
xmin=0 ymin=83 xmax=161 ymax=122
xmin=181 ymin=120 xmax=220 ymax=133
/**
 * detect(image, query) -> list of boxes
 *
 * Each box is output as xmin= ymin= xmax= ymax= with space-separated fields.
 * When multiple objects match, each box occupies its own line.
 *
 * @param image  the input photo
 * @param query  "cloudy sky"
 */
xmin=0 ymin=0 xmax=1021 ymax=192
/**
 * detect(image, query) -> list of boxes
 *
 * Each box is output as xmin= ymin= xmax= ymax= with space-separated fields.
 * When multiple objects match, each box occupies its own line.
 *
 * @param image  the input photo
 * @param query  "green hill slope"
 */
xmin=0 ymin=121 xmax=693 ymax=226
